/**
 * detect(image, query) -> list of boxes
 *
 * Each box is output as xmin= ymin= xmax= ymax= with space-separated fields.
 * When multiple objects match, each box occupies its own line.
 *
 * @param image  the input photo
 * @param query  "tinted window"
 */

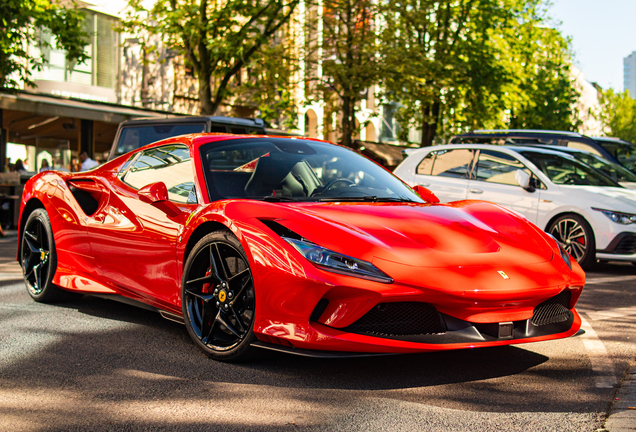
xmin=430 ymin=149 xmax=473 ymax=178
xmin=572 ymin=152 xmax=636 ymax=183
xmin=475 ymin=150 xmax=530 ymax=186
xmin=520 ymin=151 xmax=618 ymax=187
xmin=116 ymin=124 xmax=206 ymax=156
xmin=121 ymin=144 xmax=197 ymax=203
xmin=200 ymin=138 xmax=422 ymax=202
xmin=595 ymin=141 xmax=636 ymax=171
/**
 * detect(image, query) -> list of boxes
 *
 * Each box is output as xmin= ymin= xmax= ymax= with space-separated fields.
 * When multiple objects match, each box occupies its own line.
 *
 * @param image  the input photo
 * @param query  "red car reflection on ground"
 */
xmin=18 ymin=134 xmax=584 ymax=361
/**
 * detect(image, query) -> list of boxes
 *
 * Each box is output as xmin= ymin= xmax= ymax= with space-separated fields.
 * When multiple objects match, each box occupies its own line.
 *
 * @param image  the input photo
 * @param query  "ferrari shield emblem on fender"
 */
xmin=497 ymin=271 xmax=510 ymax=280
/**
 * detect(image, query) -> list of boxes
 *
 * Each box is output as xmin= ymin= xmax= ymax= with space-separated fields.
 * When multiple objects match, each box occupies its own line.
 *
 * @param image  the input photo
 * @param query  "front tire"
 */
xmin=181 ymin=230 xmax=256 ymax=362
xmin=21 ymin=209 xmax=70 ymax=302
xmin=548 ymin=214 xmax=596 ymax=270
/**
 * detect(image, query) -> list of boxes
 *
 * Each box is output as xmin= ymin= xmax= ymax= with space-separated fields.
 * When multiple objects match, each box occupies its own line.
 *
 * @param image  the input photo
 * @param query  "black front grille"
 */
xmin=344 ymin=302 xmax=447 ymax=336
xmin=532 ymin=291 xmax=572 ymax=326
xmin=614 ymin=234 xmax=636 ymax=254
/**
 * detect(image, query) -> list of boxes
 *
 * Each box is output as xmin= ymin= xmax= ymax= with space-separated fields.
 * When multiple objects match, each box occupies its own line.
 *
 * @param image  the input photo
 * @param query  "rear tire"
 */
xmin=181 ymin=230 xmax=256 ymax=362
xmin=21 ymin=209 xmax=75 ymax=302
xmin=548 ymin=214 xmax=596 ymax=270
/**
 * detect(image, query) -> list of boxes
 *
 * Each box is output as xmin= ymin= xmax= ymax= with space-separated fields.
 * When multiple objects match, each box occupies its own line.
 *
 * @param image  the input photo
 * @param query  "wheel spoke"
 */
xmin=34 ymin=263 xmax=42 ymax=290
xmin=201 ymin=309 xmax=221 ymax=344
xmin=228 ymin=305 xmax=246 ymax=334
xmin=186 ymin=274 xmax=215 ymax=287
xmin=185 ymin=288 xmax=216 ymax=303
xmin=24 ymin=236 xmax=40 ymax=254
xmin=25 ymin=230 xmax=38 ymax=243
xmin=228 ymin=267 xmax=250 ymax=283
xmin=211 ymin=244 xmax=229 ymax=281
xmin=230 ymin=277 xmax=252 ymax=306
xmin=217 ymin=312 xmax=242 ymax=339
xmin=570 ymin=241 xmax=586 ymax=260
xmin=208 ymin=245 xmax=225 ymax=282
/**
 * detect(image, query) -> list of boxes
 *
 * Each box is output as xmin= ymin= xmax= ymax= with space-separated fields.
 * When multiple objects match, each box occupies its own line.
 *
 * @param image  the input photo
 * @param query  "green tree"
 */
xmin=596 ymin=89 xmax=636 ymax=143
xmin=504 ymin=24 xmax=580 ymax=131
xmin=306 ymin=0 xmax=379 ymax=147
xmin=378 ymin=0 xmax=579 ymax=146
xmin=122 ymin=0 xmax=299 ymax=116
xmin=0 ymin=0 xmax=88 ymax=89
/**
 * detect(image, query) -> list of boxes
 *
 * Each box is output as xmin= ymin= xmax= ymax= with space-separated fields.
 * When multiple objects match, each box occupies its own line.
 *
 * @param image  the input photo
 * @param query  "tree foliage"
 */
xmin=0 ymin=0 xmax=88 ymax=89
xmin=378 ymin=0 xmax=579 ymax=146
xmin=122 ymin=0 xmax=299 ymax=116
xmin=596 ymin=89 xmax=636 ymax=143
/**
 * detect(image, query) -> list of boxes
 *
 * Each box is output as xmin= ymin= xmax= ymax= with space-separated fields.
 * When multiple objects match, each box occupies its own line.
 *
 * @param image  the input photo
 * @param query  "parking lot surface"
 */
xmin=1 ymin=233 xmax=635 ymax=431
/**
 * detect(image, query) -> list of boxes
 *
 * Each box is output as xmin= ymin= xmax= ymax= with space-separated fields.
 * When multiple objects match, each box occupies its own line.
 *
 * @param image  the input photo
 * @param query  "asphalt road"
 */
xmin=1 ymin=233 xmax=635 ymax=431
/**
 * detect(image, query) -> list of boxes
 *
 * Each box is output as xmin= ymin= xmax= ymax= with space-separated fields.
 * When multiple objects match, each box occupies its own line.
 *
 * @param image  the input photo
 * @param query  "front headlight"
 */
xmin=593 ymin=207 xmax=636 ymax=225
xmin=283 ymin=237 xmax=393 ymax=283
xmin=547 ymin=233 xmax=572 ymax=271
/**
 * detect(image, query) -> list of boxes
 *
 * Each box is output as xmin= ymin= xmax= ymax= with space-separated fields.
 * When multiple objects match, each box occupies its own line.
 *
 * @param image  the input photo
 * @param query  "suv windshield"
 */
xmin=200 ymin=138 xmax=422 ymax=202
xmin=520 ymin=151 xmax=620 ymax=187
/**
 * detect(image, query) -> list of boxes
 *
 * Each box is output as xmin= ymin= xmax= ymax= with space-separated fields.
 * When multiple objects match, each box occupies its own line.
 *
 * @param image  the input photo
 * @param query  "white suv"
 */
xmin=394 ymin=144 xmax=636 ymax=269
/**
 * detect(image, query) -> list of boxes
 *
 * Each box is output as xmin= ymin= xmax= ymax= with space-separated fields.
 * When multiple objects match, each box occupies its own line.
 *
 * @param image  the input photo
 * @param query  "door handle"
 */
xmin=469 ymin=188 xmax=483 ymax=194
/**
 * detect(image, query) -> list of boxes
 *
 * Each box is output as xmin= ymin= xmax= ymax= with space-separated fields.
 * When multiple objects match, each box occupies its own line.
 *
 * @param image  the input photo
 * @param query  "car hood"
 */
xmin=557 ymin=185 xmax=636 ymax=211
xmin=254 ymin=200 xmax=555 ymax=268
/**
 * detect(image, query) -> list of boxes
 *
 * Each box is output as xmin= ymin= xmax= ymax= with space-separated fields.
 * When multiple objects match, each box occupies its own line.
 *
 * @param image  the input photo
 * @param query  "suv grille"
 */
xmin=532 ymin=291 xmax=571 ymax=326
xmin=344 ymin=302 xmax=447 ymax=336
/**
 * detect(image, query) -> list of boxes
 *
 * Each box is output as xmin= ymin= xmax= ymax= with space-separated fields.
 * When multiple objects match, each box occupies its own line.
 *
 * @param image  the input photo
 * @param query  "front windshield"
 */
xmin=595 ymin=140 xmax=636 ymax=172
xmin=572 ymin=152 xmax=636 ymax=183
xmin=520 ymin=151 xmax=620 ymax=187
xmin=200 ymin=138 xmax=423 ymax=202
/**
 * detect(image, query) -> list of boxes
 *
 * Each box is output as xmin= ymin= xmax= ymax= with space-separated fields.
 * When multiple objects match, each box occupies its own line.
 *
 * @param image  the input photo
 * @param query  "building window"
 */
xmin=33 ymin=11 xmax=118 ymax=89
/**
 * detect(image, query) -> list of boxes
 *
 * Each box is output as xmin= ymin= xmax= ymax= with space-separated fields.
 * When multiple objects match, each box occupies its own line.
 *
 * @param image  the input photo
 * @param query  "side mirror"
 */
xmin=514 ymin=170 xmax=535 ymax=192
xmin=138 ymin=182 xmax=182 ymax=217
xmin=413 ymin=184 xmax=440 ymax=203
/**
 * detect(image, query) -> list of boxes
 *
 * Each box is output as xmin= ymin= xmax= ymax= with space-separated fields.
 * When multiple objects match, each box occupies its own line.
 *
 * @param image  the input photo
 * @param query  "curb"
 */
xmin=606 ymin=362 xmax=636 ymax=431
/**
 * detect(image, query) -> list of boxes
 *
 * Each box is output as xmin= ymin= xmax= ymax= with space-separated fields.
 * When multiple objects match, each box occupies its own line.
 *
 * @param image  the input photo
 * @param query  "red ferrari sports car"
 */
xmin=18 ymin=134 xmax=585 ymax=361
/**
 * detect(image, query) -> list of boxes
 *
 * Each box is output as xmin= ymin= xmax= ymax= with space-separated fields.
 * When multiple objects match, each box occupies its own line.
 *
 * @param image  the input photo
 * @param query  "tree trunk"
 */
xmin=198 ymin=73 xmax=215 ymax=115
xmin=341 ymin=95 xmax=356 ymax=148
xmin=420 ymin=101 xmax=440 ymax=147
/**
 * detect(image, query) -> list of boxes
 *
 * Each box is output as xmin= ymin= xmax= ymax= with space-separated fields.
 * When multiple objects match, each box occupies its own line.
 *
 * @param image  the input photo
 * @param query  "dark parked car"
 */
xmin=450 ymin=130 xmax=636 ymax=173
xmin=109 ymin=116 xmax=267 ymax=160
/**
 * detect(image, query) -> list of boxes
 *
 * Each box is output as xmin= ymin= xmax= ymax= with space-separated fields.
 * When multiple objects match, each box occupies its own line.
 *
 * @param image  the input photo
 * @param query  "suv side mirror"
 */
xmin=514 ymin=170 xmax=535 ymax=192
xmin=138 ymin=182 xmax=182 ymax=217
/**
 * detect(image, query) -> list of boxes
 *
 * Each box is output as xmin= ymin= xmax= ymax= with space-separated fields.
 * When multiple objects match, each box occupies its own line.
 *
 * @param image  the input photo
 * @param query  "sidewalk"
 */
xmin=0 ymin=230 xmax=21 ymax=276
xmin=607 ymin=363 xmax=636 ymax=431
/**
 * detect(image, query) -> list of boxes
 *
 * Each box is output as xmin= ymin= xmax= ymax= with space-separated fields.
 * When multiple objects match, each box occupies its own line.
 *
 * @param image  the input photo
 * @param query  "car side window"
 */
xmin=416 ymin=153 xmax=435 ymax=175
xmin=427 ymin=149 xmax=473 ymax=178
xmin=566 ymin=141 xmax=602 ymax=156
xmin=475 ymin=150 xmax=530 ymax=186
xmin=121 ymin=144 xmax=198 ymax=204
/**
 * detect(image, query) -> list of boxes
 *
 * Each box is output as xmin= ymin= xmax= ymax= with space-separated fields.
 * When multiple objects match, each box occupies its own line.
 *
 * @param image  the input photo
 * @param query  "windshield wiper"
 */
xmin=259 ymin=196 xmax=301 ymax=202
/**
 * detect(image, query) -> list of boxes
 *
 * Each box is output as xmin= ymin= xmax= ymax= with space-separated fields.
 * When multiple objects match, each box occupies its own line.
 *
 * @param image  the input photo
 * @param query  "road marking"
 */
xmin=579 ymin=316 xmax=617 ymax=389
xmin=587 ymin=306 xmax=636 ymax=321
xmin=585 ymin=275 xmax=636 ymax=285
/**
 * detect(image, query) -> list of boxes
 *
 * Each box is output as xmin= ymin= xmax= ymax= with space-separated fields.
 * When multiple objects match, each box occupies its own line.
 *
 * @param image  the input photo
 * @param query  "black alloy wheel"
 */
xmin=181 ymin=230 xmax=256 ymax=361
xmin=21 ymin=209 xmax=69 ymax=302
xmin=548 ymin=214 xmax=596 ymax=270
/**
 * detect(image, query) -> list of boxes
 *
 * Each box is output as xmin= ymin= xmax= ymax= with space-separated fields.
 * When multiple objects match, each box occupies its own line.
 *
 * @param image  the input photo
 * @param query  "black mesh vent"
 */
xmin=614 ymin=235 xmax=636 ymax=254
xmin=532 ymin=291 xmax=572 ymax=326
xmin=344 ymin=302 xmax=447 ymax=336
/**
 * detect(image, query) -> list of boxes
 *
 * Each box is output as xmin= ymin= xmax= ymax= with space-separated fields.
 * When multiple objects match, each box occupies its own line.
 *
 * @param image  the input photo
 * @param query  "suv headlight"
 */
xmin=593 ymin=208 xmax=636 ymax=225
xmin=283 ymin=237 xmax=393 ymax=283
xmin=547 ymin=233 xmax=572 ymax=271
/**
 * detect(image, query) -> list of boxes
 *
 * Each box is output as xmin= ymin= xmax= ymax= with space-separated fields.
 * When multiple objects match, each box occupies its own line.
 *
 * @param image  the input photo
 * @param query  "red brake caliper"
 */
xmin=577 ymin=237 xmax=586 ymax=245
xmin=202 ymin=268 xmax=212 ymax=293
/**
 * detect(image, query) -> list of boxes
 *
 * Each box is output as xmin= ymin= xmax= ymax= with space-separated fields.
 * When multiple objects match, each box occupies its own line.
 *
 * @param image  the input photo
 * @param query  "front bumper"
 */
xmin=597 ymin=232 xmax=636 ymax=262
